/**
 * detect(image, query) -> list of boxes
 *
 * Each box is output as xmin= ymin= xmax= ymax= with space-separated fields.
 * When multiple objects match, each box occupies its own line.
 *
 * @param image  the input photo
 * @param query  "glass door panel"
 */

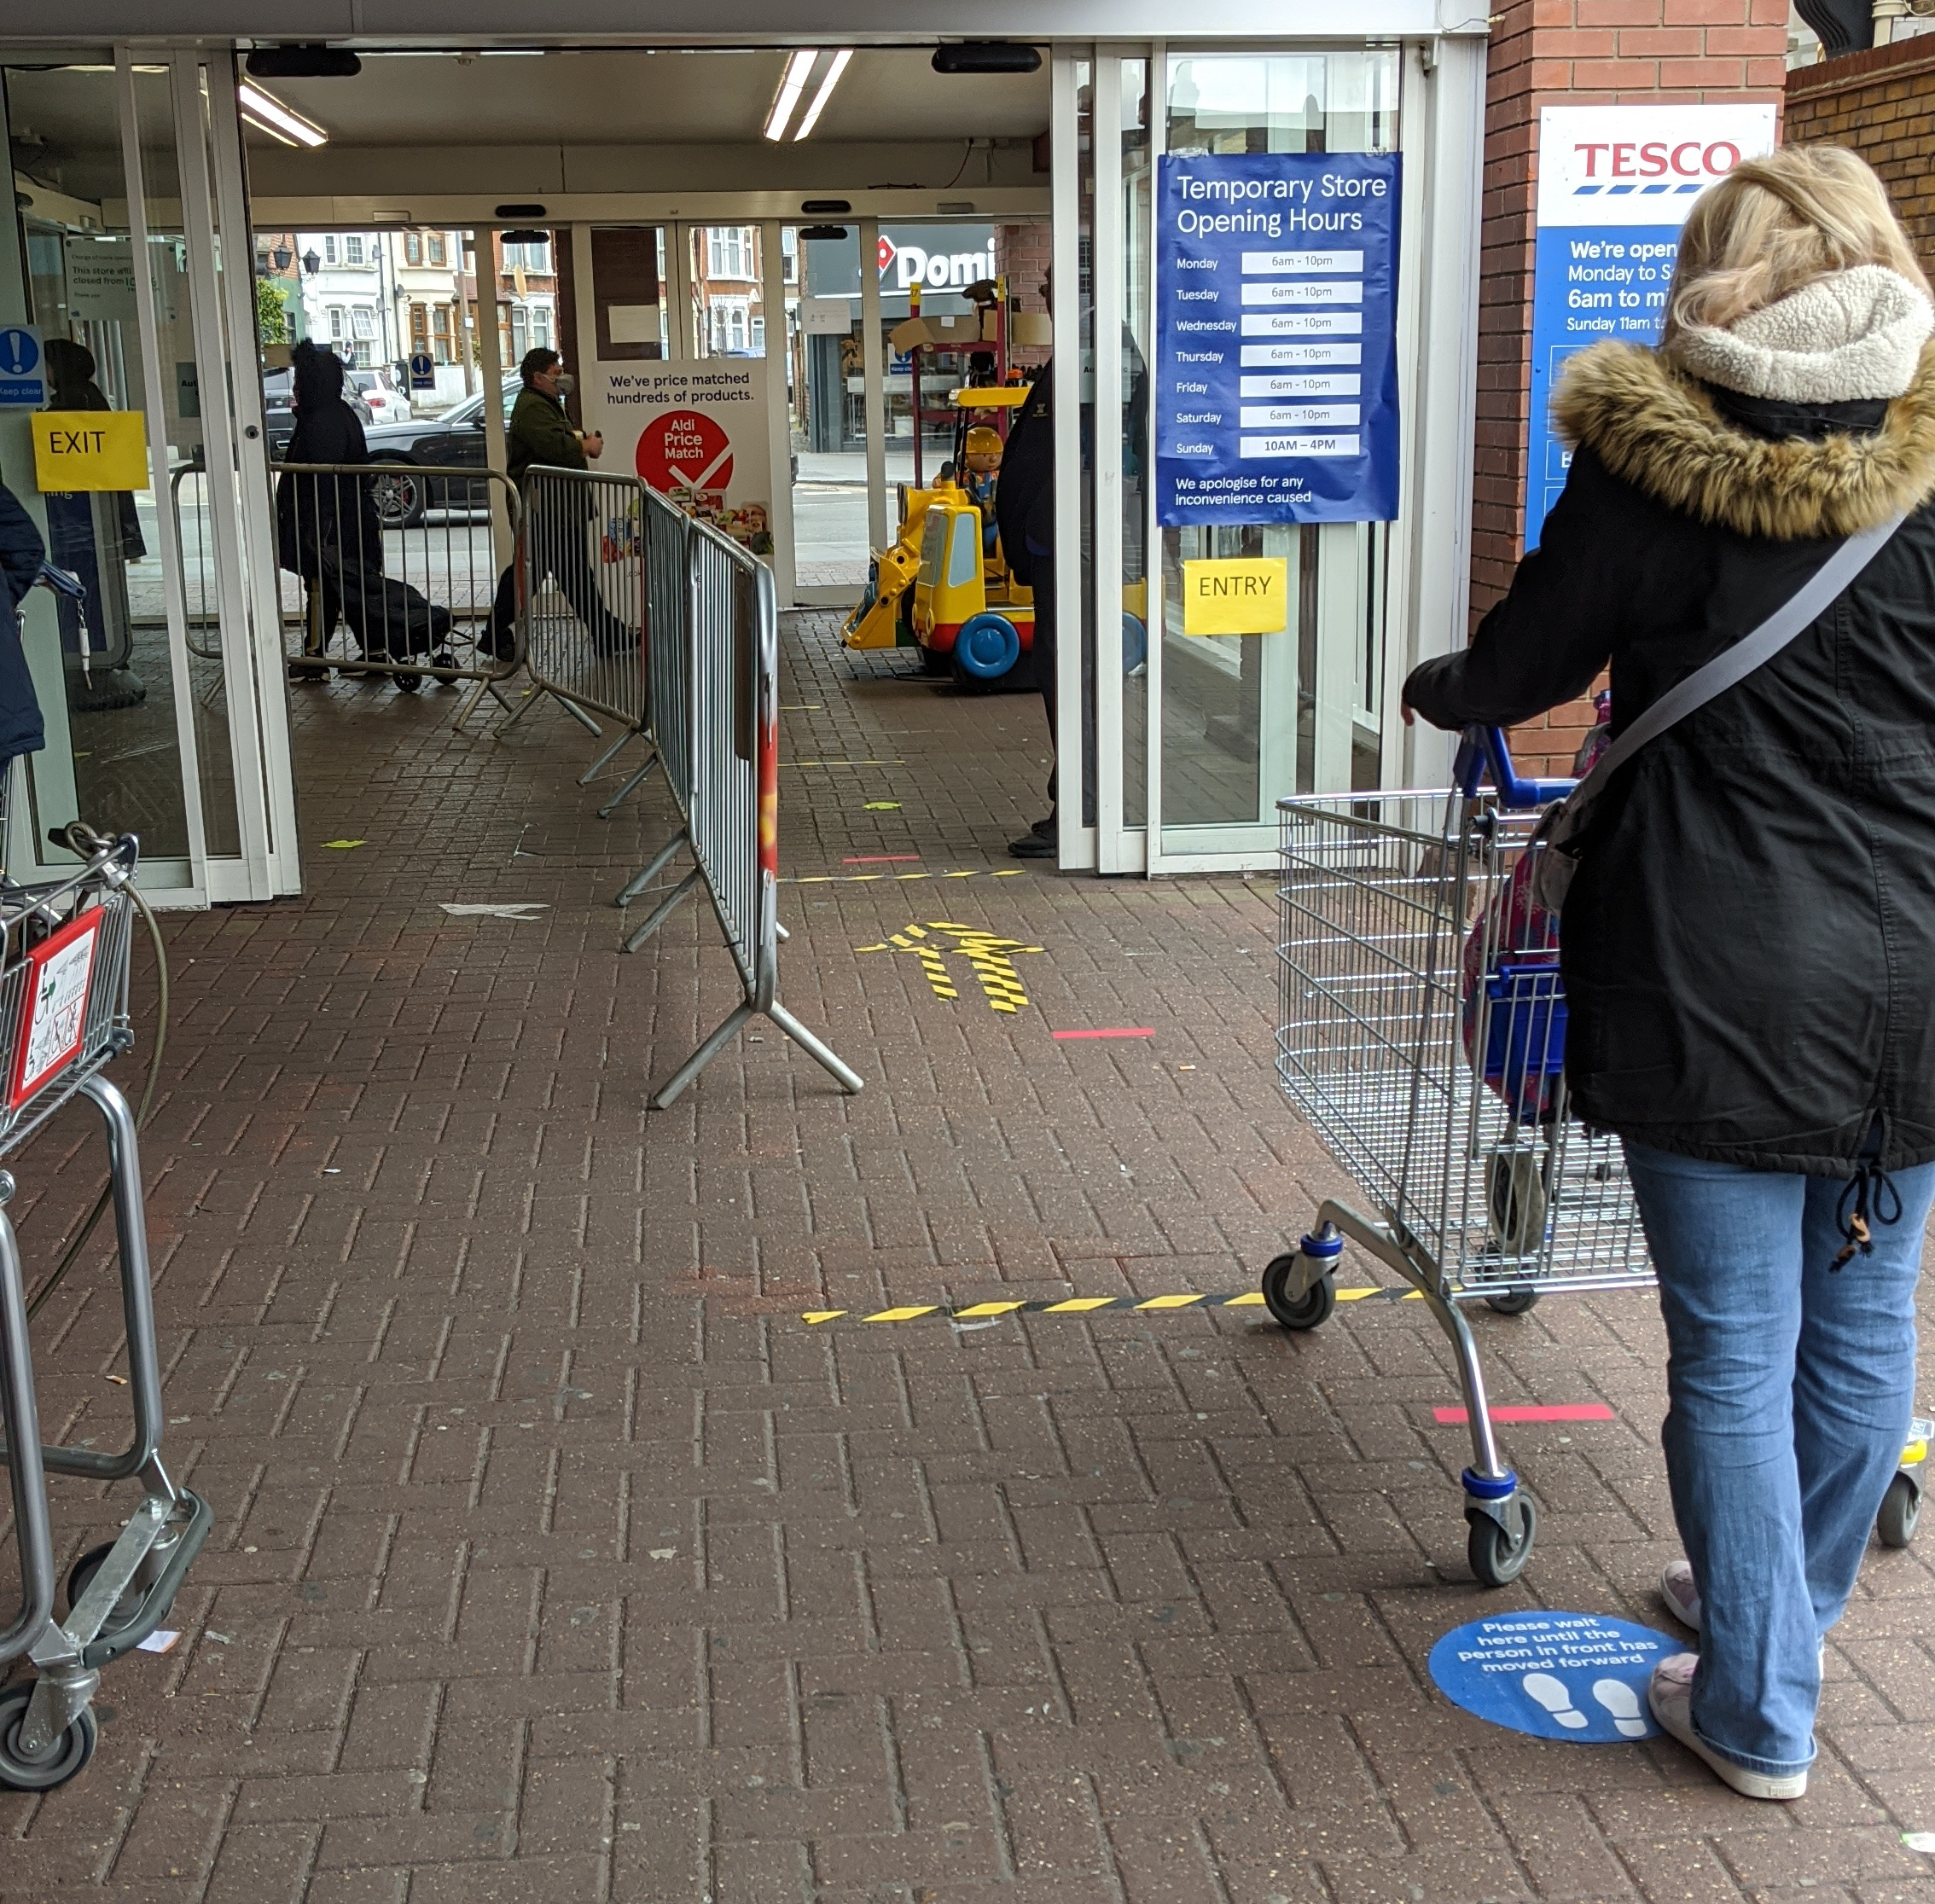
xmin=1153 ymin=49 xmax=1402 ymax=856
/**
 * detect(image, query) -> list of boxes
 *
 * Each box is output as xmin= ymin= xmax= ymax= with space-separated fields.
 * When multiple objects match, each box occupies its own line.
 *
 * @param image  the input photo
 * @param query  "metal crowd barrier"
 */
xmin=518 ymin=464 xmax=861 ymax=1106
xmin=510 ymin=467 xmax=649 ymax=752
xmin=0 ymin=831 xmax=211 ymax=1790
xmin=269 ymin=461 xmax=524 ymax=729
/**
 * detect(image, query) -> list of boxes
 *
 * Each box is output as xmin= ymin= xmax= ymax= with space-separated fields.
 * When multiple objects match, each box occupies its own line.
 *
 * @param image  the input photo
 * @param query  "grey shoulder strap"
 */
xmin=1587 ymin=509 xmax=1909 ymax=790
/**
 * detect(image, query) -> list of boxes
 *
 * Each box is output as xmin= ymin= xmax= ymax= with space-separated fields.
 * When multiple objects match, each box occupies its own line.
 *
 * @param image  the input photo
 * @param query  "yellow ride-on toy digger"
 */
xmin=842 ymin=386 xmax=1037 ymax=688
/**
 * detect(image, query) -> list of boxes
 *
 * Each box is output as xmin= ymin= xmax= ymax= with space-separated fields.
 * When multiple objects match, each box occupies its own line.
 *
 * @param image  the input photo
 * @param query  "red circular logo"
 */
xmin=635 ymin=409 xmax=733 ymax=498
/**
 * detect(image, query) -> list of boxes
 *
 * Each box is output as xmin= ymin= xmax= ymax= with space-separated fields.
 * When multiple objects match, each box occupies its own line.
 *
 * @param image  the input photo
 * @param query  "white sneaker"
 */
xmin=1660 ymin=1559 xmax=1702 ymax=1630
xmin=1647 ymin=1653 xmax=1808 ymax=1801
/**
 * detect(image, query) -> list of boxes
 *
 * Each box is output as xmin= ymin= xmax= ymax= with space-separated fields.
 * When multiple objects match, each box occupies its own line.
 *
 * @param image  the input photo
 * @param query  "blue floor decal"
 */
xmin=1428 ymin=1611 xmax=1678 ymax=1743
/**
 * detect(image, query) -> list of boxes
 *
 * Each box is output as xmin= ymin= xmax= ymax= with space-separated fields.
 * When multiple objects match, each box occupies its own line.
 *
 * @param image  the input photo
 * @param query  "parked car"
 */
xmin=351 ymin=366 xmax=413 ymax=427
xmin=262 ymin=364 xmax=372 ymax=458
xmin=360 ymin=376 xmax=521 ymax=529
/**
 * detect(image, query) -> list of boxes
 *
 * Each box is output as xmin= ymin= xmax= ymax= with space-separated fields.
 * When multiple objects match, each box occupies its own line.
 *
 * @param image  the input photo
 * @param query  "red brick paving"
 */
xmin=2 ymin=613 xmax=1933 ymax=1901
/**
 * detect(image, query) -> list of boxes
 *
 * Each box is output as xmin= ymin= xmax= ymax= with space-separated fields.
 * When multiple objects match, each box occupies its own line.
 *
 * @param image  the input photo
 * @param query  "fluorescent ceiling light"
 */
xmin=793 ymin=49 xmax=852 ymax=142
xmin=237 ymin=81 xmax=327 ymax=148
xmin=764 ymin=49 xmax=816 ymax=142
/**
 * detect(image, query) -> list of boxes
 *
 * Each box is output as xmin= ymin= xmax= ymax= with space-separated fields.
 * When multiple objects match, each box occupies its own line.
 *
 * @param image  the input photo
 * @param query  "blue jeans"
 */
xmin=1624 ymin=1142 xmax=1935 ymax=1776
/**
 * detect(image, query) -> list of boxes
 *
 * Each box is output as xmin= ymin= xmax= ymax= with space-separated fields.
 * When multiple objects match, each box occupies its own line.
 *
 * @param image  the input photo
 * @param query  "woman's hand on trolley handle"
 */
xmin=1400 ymin=144 xmax=1935 ymax=1804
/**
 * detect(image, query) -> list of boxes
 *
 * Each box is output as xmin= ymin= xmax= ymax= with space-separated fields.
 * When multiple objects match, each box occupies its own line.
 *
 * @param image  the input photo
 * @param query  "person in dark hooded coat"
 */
xmin=1404 ymin=145 xmax=1935 ymax=1804
xmin=276 ymin=341 xmax=382 ymax=675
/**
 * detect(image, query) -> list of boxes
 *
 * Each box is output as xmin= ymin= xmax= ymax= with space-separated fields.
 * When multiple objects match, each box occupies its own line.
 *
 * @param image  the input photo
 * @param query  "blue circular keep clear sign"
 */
xmin=1428 ymin=1611 xmax=1679 ymax=1743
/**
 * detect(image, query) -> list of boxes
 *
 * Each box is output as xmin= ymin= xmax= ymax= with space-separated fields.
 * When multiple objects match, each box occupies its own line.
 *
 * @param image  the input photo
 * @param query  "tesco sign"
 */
xmin=1537 ymin=103 xmax=1776 ymax=229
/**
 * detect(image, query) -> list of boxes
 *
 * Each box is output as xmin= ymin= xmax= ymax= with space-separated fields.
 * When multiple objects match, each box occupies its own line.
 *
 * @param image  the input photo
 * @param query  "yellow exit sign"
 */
xmin=1181 ymin=557 xmax=1288 ymax=636
xmin=31 ymin=410 xmax=149 ymax=493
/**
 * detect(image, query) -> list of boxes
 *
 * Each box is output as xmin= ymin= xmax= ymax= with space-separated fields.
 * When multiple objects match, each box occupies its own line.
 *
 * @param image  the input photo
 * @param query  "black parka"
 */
xmin=1405 ymin=339 xmax=1935 ymax=1176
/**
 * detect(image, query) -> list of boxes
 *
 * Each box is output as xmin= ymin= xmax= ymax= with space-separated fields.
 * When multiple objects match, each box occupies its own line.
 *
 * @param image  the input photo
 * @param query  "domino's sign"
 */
xmin=1525 ymin=104 xmax=1775 ymax=549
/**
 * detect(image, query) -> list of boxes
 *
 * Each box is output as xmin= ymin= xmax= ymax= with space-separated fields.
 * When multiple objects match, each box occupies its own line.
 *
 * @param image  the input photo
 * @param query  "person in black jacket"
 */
xmin=276 ymin=341 xmax=382 ymax=678
xmin=1405 ymin=146 xmax=1935 ymax=1803
xmin=0 ymin=480 xmax=49 ymax=769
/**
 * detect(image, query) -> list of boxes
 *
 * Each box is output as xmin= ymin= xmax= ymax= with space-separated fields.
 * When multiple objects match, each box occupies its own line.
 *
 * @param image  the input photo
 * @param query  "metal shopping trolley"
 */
xmin=1258 ymin=726 xmax=1928 ymax=1586
xmin=0 ymin=828 xmax=210 ymax=1789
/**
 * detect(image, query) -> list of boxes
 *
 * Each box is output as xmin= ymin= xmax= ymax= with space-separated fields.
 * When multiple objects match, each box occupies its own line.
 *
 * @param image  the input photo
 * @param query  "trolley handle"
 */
xmin=1454 ymin=725 xmax=1575 ymax=810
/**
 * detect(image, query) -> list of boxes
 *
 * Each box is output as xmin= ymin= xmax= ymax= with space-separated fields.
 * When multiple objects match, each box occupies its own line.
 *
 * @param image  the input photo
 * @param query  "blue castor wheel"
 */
xmin=1261 ymin=1228 xmax=1344 ymax=1331
xmin=1879 ymin=1471 xmax=1922 ymax=1548
xmin=1464 ymin=1472 xmax=1537 ymax=1586
xmin=951 ymin=612 xmax=1021 ymax=688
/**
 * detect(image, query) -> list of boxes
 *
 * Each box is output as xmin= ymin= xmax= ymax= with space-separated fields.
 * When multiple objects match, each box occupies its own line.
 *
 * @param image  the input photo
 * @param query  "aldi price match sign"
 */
xmin=1525 ymin=104 xmax=1775 ymax=548
xmin=1155 ymin=151 xmax=1400 ymax=527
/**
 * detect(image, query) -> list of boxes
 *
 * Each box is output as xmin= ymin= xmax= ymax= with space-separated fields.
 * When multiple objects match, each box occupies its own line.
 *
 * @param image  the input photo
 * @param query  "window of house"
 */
xmin=410 ymin=304 xmax=429 ymax=351
xmin=781 ymin=226 xmax=797 ymax=284
xmin=404 ymin=231 xmax=423 ymax=266
xmin=323 ymin=235 xmax=338 ymax=264
xmin=428 ymin=231 xmax=448 ymax=267
xmin=327 ymin=305 xmax=345 ymax=340
xmin=706 ymin=228 xmax=752 ymax=279
xmin=432 ymin=304 xmax=451 ymax=363
xmin=510 ymin=305 xmax=528 ymax=358
xmin=531 ymin=305 xmax=550 ymax=348
xmin=503 ymin=239 xmax=552 ymax=273
xmin=345 ymin=234 xmax=364 ymax=265
xmin=351 ymin=307 xmax=375 ymax=340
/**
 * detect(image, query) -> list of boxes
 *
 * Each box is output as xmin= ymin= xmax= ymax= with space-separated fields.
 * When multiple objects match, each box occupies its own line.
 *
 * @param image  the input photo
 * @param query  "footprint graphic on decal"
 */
xmin=1521 ymin=1673 xmax=1589 ymax=1728
xmin=1592 ymin=1678 xmax=1649 ymax=1738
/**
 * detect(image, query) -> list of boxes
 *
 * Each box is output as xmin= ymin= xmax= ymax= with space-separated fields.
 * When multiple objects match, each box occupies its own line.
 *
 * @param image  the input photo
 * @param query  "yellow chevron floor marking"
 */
xmin=797 ymin=1286 xmax=1444 ymax=1326
xmin=853 ymin=921 xmax=1044 ymax=1014
xmin=787 ymin=868 xmax=1026 ymax=885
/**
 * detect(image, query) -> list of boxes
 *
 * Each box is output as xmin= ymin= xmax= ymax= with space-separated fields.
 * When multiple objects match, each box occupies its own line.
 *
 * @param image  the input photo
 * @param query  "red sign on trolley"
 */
xmin=9 ymin=908 xmax=102 ymax=1109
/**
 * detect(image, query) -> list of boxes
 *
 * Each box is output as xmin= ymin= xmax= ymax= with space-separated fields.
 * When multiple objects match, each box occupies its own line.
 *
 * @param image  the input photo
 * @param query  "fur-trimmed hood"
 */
xmin=1552 ymin=337 xmax=1935 ymax=541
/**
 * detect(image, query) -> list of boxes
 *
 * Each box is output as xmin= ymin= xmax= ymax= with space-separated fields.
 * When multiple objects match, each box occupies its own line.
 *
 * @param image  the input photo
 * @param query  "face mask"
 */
xmin=552 ymin=372 xmax=577 ymax=399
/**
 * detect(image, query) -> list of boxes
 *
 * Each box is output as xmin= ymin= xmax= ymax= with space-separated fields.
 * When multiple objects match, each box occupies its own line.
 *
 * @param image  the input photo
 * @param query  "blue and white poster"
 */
xmin=1525 ymin=104 xmax=1775 ymax=549
xmin=1155 ymin=151 xmax=1400 ymax=527
xmin=1428 ymin=1611 xmax=1678 ymax=1744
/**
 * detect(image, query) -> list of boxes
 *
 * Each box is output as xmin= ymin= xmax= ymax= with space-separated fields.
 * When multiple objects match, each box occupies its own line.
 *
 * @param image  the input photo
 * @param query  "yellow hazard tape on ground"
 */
xmin=785 ymin=868 xmax=1027 ymax=885
xmin=800 ymin=1287 xmax=1428 ymax=1326
xmin=855 ymin=920 xmax=1045 ymax=1013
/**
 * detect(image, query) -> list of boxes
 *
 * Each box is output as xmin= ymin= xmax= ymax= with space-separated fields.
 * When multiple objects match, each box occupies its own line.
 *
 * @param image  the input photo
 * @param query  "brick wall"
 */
xmin=995 ymin=223 xmax=1051 ymax=370
xmin=1787 ymin=34 xmax=1935 ymax=282
xmin=1476 ymin=0 xmax=1788 ymax=774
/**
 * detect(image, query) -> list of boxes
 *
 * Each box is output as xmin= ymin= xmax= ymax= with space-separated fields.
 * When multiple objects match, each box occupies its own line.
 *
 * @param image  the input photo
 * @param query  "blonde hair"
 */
xmin=1661 ymin=144 xmax=1930 ymax=349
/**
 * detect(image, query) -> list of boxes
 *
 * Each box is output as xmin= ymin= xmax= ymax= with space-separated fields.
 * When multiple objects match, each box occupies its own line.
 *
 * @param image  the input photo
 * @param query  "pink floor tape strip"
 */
xmin=1052 ymin=1029 xmax=1155 ymax=1040
xmin=1434 ymin=1403 xmax=1616 ymax=1425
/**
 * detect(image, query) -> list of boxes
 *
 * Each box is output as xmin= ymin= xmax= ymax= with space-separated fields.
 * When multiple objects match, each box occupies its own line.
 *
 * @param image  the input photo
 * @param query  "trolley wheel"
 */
xmin=428 ymin=649 xmax=456 ymax=673
xmin=1878 ymin=1472 xmax=1922 ymax=1549
xmin=1485 ymin=1288 xmax=1541 ymax=1315
xmin=0 ymin=1684 xmax=96 ymax=1792
xmin=1467 ymin=1493 xmax=1537 ymax=1588
xmin=1261 ymin=1252 xmax=1335 ymax=1331
xmin=393 ymin=670 xmax=422 ymax=693
xmin=66 ymin=1541 xmax=167 ymax=1645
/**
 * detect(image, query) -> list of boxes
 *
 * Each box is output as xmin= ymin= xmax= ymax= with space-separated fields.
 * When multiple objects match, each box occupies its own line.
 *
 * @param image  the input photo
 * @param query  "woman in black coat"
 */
xmin=275 ymin=341 xmax=382 ymax=674
xmin=1405 ymin=145 xmax=1935 ymax=1803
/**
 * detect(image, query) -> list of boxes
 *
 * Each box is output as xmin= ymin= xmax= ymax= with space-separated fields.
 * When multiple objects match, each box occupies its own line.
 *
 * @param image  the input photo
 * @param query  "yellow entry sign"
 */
xmin=30 ymin=410 xmax=149 ymax=493
xmin=1181 ymin=556 xmax=1288 ymax=636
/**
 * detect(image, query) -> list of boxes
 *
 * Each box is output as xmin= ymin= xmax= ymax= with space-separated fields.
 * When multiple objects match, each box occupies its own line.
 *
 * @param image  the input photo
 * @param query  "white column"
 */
xmin=1092 ymin=50 xmax=1127 ymax=871
xmin=474 ymin=229 xmax=511 ymax=566
xmin=761 ymin=218 xmax=797 ymax=606
xmin=857 ymin=216 xmax=888 ymax=555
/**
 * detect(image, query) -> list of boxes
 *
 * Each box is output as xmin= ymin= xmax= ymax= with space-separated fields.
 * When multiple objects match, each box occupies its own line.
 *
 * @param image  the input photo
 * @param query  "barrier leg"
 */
xmin=578 ymin=728 xmax=635 ymax=787
xmin=649 ymin=1001 xmax=755 ymax=1109
xmin=0 ymin=1192 xmax=55 ymax=1668
xmin=766 ymin=1001 xmax=865 ymax=1094
xmin=623 ymin=869 xmax=700 ymax=954
xmin=557 ymin=696 xmax=602 ymax=738
xmin=616 ymin=828 xmax=689 ymax=908
xmin=598 ymin=752 xmax=660 ymax=821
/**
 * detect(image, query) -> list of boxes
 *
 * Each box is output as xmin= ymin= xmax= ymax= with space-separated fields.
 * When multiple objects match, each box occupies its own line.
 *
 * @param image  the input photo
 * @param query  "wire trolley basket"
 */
xmin=1257 ymin=727 xmax=1931 ymax=1584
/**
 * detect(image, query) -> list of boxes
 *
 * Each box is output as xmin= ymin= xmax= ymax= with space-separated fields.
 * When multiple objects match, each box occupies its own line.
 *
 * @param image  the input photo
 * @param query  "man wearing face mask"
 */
xmin=482 ymin=346 xmax=636 ymax=659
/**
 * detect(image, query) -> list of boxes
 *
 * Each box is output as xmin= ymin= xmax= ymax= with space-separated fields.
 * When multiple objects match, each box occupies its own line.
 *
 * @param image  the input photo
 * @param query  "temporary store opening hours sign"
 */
xmin=1156 ymin=151 xmax=1400 ymax=527
xmin=1525 ymin=104 xmax=1775 ymax=549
